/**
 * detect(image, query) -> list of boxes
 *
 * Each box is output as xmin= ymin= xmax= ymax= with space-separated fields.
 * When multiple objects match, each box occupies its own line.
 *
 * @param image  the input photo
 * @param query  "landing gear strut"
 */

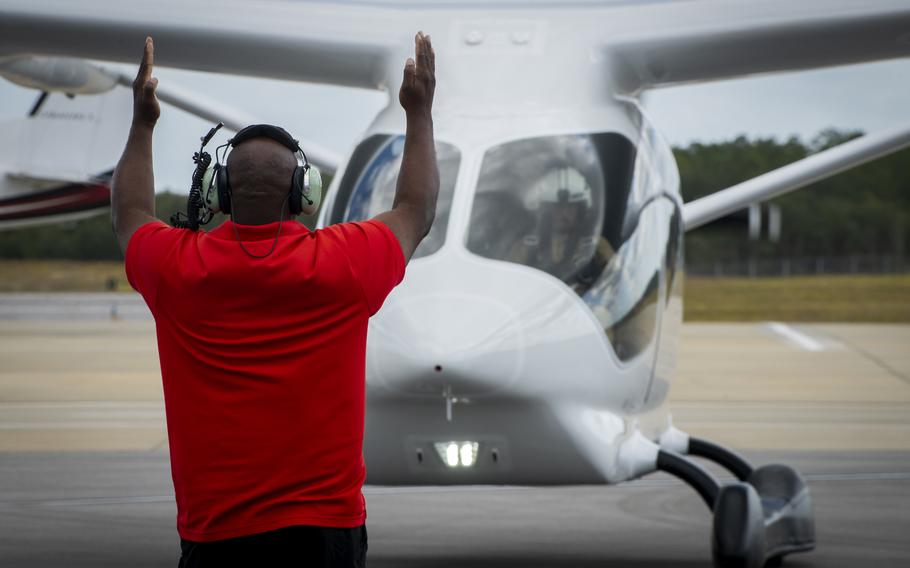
xmin=655 ymin=437 xmax=815 ymax=568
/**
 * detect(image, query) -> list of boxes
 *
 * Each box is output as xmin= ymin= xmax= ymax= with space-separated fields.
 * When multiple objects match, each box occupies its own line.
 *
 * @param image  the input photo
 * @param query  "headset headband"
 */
xmin=227 ymin=124 xmax=311 ymax=172
xmin=230 ymin=124 xmax=301 ymax=154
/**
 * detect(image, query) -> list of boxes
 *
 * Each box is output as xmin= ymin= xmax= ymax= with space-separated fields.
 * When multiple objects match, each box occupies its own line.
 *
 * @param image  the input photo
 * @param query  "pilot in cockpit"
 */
xmin=509 ymin=167 xmax=614 ymax=290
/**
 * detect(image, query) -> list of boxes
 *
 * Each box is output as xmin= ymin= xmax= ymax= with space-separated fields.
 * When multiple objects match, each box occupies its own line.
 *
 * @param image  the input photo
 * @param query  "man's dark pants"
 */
xmin=177 ymin=524 xmax=367 ymax=567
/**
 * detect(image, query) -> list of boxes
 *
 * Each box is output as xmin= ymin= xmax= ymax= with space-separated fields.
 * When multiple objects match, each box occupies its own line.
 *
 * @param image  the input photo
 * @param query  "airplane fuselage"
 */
xmin=318 ymin=74 xmax=685 ymax=484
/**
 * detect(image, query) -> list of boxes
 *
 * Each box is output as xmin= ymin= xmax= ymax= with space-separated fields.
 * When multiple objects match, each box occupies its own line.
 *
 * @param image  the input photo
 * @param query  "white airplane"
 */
xmin=2 ymin=1 xmax=910 ymax=566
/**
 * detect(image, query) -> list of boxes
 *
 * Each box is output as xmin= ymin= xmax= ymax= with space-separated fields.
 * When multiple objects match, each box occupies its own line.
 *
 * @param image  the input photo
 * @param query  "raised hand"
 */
xmin=132 ymin=37 xmax=160 ymax=127
xmin=399 ymin=32 xmax=435 ymax=117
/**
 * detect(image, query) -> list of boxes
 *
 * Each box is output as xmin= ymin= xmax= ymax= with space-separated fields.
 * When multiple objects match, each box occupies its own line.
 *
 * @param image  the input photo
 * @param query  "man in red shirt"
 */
xmin=112 ymin=33 xmax=438 ymax=567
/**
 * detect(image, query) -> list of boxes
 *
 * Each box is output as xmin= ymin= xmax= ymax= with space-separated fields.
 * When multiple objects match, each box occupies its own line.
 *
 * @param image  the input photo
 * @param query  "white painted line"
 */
xmin=0 ymin=422 xmax=165 ymax=429
xmin=0 ymin=495 xmax=175 ymax=509
xmin=766 ymin=322 xmax=825 ymax=352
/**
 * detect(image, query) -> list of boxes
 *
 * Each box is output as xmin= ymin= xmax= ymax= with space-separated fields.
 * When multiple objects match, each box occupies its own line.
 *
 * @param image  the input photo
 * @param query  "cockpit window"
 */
xmin=466 ymin=133 xmax=635 ymax=290
xmin=330 ymin=135 xmax=461 ymax=259
xmin=465 ymin=133 xmax=680 ymax=362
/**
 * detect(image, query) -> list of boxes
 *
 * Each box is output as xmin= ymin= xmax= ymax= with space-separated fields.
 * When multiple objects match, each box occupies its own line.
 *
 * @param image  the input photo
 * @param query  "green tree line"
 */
xmin=677 ymin=130 xmax=909 ymax=264
xmin=0 ymin=129 xmax=907 ymax=264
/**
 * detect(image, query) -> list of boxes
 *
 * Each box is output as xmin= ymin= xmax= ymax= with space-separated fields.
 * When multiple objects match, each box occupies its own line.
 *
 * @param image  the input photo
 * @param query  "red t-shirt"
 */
xmin=125 ymin=218 xmax=404 ymax=542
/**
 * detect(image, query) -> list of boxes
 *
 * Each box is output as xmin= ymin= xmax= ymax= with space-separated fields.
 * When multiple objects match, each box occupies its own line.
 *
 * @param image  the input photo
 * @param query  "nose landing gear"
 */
xmin=655 ymin=437 xmax=814 ymax=568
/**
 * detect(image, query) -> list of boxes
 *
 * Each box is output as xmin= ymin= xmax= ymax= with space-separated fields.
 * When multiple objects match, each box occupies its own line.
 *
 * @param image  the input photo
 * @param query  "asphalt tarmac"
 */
xmin=1 ymin=293 xmax=909 ymax=567
xmin=1 ymin=450 xmax=908 ymax=567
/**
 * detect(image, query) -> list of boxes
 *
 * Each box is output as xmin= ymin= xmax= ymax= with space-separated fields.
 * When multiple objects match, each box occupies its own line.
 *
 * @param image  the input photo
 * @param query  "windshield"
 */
xmin=330 ymin=134 xmax=461 ymax=259
xmin=466 ymin=133 xmax=635 ymax=290
xmin=465 ymin=132 xmax=680 ymax=361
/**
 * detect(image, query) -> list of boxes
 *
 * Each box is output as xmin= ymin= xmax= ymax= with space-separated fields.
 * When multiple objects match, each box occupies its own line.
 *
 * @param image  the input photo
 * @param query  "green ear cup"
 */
xmin=301 ymin=164 xmax=323 ymax=216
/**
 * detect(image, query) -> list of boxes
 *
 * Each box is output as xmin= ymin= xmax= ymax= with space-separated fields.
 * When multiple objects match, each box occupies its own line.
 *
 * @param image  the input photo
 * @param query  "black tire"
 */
xmin=748 ymin=464 xmax=815 ymax=561
xmin=712 ymin=482 xmax=765 ymax=568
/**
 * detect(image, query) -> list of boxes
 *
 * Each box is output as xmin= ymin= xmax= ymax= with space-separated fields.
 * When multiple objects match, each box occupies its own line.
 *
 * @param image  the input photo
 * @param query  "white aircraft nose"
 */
xmin=368 ymin=292 xmax=524 ymax=397
xmin=366 ymin=253 xmax=621 ymax=408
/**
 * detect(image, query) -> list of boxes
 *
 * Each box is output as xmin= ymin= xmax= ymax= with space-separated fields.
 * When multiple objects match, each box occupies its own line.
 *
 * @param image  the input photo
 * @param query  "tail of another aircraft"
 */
xmin=0 ymin=86 xmax=132 ymax=229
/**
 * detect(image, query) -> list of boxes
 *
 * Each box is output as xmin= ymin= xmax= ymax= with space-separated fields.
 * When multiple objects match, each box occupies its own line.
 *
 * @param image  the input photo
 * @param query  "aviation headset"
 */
xmin=170 ymin=122 xmax=323 ymax=258
xmin=205 ymin=123 xmax=322 ymax=218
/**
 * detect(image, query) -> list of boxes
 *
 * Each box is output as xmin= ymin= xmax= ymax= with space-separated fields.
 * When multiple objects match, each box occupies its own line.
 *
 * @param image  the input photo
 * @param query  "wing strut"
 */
xmin=683 ymin=122 xmax=910 ymax=231
xmin=110 ymin=71 xmax=341 ymax=174
xmin=0 ymin=53 xmax=343 ymax=173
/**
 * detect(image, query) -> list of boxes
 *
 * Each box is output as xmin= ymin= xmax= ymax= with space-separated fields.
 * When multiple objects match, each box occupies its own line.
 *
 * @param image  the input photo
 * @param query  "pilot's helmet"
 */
xmin=535 ymin=167 xmax=592 ymax=209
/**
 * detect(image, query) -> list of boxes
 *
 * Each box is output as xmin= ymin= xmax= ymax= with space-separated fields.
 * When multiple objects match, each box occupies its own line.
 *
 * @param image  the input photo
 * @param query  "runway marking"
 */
xmin=0 ymin=402 xmax=163 ymax=409
xmin=766 ymin=322 xmax=825 ymax=351
xmin=0 ymin=422 xmax=165 ymax=429
xmin=0 ymin=401 xmax=165 ymax=429
xmin=0 ymin=495 xmax=175 ymax=508
xmin=821 ymin=328 xmax=910 ymax=386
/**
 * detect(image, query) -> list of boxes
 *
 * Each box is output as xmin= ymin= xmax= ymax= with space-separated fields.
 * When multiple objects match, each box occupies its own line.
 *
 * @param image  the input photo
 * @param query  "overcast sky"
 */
xmin=0 ymin=57 xmax=907 ymax=191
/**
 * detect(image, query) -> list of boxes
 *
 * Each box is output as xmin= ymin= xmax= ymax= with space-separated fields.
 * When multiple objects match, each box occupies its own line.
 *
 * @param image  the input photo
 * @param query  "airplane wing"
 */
xmin=0 ymin=0 xmax=401 ymax=90
xmin=4 ymin=0 xmax=909 ymax=231
xmin=0 ymin=88 xmax=131 ymax=230
xmin=608 ymin=0 xmax=910 ymax=91
xmin=4 ymin=1 xmax=907 ymax=122
xmin=602 ymin=0 xmax=910 ymax=229
xmin=0 ymin=53 xmax=342 ymax=172
xmin=3 ymin=1 xmax=909 ymax=93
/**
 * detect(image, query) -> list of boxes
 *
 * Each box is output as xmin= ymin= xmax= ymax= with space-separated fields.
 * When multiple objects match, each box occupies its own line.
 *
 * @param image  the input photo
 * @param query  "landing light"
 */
xmin=435 ymin=441 xmax=479 ymax=467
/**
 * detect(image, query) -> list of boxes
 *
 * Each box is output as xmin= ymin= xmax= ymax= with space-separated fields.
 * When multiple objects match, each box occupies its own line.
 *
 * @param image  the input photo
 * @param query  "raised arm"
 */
xmin=373 ymin=32 xmax=439 ymax=263
xmin=111 ymin=37 xmax=160 ymax=254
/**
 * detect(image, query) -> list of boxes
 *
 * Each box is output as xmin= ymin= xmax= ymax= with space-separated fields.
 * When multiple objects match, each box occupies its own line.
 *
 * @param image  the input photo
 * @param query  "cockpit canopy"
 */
xmin=465 ymin=133 xmax=635 ymax=290
xmin=330 ymin=135 xmax=461 ymax=260
xmin=330 ymin=131 xmax=681 ymax=362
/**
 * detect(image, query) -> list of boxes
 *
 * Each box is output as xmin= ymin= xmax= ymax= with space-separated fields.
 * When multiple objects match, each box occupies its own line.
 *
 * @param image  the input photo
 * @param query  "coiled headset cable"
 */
xmin=171 ymin=124 xmax=222 ymax=230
